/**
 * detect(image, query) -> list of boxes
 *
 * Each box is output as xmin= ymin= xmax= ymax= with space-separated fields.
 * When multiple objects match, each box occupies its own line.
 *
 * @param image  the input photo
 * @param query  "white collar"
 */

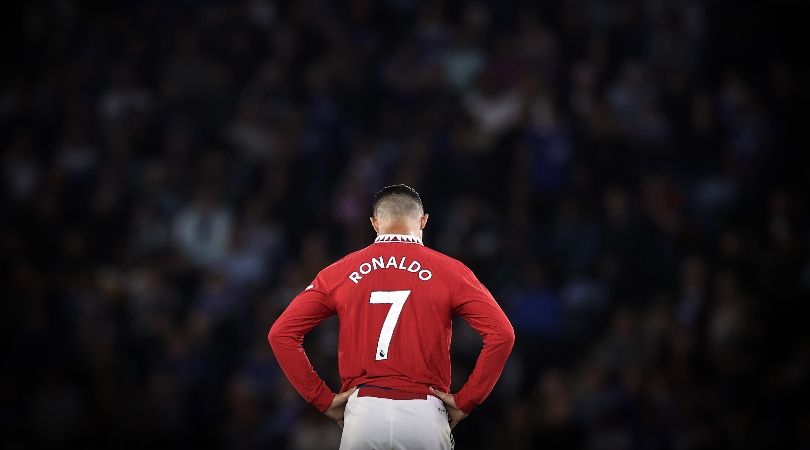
xmin=374 ymin=234 xmax=424 ymax=245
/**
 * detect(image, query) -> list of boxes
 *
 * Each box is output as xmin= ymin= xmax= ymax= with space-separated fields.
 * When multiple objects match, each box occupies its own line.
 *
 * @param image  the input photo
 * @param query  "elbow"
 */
xmin=267 ymin=321 xmax=284 ymax=349
xmin=484 ymin=321 xmax=515 ymax=349
xmin=497 ymin=322 xmax=516 ymax=350
xmin=504 ymin=323 xmax=516 ymax=347
xmin=268 ymin=317 xmax=304 ymax=352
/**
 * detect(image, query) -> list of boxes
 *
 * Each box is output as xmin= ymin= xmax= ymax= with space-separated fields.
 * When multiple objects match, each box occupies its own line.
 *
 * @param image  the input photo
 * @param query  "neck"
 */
xmin=377 ymin=223 xmax=421 ymax=239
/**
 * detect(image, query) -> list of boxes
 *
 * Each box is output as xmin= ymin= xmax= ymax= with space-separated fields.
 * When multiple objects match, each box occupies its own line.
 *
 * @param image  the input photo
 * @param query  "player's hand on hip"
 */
xmin=430 ymin=387 xmax=468 ymax=429
xmin=324 ymin=386 xmax=358 ymax=428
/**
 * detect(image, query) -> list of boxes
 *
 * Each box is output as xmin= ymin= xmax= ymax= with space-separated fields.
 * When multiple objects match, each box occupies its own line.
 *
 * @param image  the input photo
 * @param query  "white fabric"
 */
xmin=340 ymin=390 xmax=454 ymax=450
xmin=374 ymin=234 xmax=424 ymax=245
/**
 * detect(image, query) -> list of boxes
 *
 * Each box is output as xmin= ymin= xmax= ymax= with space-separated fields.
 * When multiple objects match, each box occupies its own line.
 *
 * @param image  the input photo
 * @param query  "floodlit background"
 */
xmin=2 ymin=1 xmax=808 ymax=449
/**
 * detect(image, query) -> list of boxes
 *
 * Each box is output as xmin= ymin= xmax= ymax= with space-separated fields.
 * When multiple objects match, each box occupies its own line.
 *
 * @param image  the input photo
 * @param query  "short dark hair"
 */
xmin=372 ymin=184 xmax=424 ymax=218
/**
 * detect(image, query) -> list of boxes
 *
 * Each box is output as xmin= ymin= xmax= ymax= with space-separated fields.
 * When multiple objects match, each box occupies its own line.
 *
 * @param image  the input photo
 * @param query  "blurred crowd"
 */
xmin=2 ymin=0 xmax=808 ymax=449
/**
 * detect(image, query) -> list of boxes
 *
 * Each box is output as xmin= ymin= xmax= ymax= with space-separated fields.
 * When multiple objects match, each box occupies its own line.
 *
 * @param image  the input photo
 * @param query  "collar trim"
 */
xmin=374 ymin=234 xmax=424 ymax=245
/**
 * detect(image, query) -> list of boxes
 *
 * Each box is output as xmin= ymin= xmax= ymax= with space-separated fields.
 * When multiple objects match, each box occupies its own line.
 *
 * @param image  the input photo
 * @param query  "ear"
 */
xmin=420 ymin=214 xmax=429 ymax=230
xmin=370 ymin=216 xmax=379 ymax=233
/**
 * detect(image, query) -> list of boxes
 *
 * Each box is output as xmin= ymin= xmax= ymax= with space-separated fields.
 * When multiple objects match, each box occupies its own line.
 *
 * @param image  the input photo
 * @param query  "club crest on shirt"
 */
xmin=348 ymin=255 xmax=433 ymax=284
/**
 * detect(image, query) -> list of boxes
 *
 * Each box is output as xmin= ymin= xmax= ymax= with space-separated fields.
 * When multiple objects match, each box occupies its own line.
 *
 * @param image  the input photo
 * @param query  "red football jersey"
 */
xmin=268 ymin=234 xmax=515 ymax=414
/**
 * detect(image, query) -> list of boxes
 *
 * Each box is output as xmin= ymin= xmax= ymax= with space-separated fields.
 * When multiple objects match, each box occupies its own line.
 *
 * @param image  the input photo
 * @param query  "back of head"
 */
xmin=372 ymin=184 xmax=424 ymax=220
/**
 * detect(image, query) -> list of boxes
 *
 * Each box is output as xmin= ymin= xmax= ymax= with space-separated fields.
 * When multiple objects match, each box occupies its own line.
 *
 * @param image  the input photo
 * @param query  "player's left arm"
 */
xmin=447 ymin=265 xmax=515 ymax=415
xmin=268 ymin=285 xmax=338 ymax=413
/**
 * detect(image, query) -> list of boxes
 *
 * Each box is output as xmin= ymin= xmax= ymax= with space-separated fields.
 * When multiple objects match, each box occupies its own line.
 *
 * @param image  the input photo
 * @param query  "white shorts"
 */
xmin=339 ymin=389 xmax=454 ymax=450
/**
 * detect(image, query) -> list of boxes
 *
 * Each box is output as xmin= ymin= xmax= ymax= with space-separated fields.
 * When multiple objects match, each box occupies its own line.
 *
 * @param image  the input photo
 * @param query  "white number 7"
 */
xmin=369 ymin=290 xmax=410 ymax=360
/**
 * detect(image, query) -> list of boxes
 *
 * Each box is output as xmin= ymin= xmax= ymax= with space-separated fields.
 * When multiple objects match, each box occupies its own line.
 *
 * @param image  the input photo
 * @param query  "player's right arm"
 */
xmin=268 ymin=281 xmax=337 ymax=413
xmin=446 ymin=263 xmax=515 ymax=415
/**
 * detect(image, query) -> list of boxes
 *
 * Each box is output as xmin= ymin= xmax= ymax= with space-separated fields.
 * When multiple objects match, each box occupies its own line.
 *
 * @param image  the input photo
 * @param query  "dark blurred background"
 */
xmin=2 ymin=0 xmax=809 ymax=449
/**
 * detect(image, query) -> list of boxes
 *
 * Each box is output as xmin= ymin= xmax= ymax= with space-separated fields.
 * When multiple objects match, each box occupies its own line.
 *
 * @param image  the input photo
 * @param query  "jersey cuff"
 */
xmin=454 ymin=392 xmax=478 ymax=415
xmin=312 ymin=389 xmax=336 ymax=413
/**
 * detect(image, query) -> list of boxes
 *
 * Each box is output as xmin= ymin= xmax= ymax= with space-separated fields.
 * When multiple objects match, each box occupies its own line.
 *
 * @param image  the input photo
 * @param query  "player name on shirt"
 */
xmin=348 ymin=255 xmax=433 ymax=284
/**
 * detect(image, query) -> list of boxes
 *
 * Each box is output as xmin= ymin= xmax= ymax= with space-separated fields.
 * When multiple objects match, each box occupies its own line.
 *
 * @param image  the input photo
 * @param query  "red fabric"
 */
xmin=268 ymin=237 xmax=515 ymax=414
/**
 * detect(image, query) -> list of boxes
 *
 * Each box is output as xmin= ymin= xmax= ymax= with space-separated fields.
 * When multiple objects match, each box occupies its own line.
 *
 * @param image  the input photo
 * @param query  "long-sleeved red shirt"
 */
xmin=268 ymin=234 xmax=515 ymax=414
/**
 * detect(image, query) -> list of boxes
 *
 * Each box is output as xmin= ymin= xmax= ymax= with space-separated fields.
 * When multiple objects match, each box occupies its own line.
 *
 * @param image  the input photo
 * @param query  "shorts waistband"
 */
xmin=357 ymin=384 xmax=428 ymax=400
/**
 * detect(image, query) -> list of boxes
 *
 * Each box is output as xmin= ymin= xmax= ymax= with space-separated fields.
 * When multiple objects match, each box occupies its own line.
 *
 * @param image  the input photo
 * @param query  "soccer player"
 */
xmin=269 ymin=184 xmax=515 ymax=449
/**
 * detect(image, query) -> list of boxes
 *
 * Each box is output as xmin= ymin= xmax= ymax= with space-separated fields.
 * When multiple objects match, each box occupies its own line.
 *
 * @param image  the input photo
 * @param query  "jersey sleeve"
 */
xmin=268 ymin=273 xmax=337 ymax=412
xmin=449 ymin=264 xmax=515 ymax=414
